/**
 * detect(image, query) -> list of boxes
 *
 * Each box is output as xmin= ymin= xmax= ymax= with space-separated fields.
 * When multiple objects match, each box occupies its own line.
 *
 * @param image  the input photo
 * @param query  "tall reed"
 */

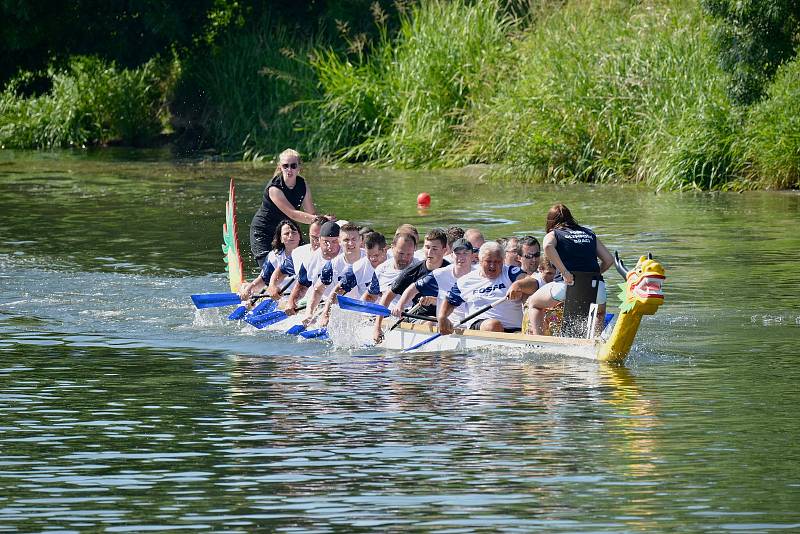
xmin=741 ymin=58 xmax=800 ymax=189
xmin=456 ymin=0 xmax=744 ymax=190
xmin=305 ymin=0 xmax=513 ymax=165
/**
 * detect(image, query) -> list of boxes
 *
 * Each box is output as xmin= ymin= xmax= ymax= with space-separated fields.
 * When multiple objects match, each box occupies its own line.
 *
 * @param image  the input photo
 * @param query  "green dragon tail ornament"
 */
xmin=222 ymin=179 xmax=244 ymax=293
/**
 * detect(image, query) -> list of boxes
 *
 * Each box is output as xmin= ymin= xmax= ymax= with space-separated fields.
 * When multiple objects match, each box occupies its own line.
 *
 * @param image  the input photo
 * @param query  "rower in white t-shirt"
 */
xmin=391 ymin=238 xmax=475 ymax=322
xmin=372 ymin=233 xmax=419 ymax=305
xmin=339 ymin=231 xmax=388 ymax=300
xmin=438 ymin=241 xmax=539 ymax=334
xmin=284 ymin=221 xmax=341 ymax=314
xmin=304 ymin=223 xmax=366 ymax=324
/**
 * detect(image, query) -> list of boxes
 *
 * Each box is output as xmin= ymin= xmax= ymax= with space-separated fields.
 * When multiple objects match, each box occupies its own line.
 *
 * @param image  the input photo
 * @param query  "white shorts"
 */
xmin=545 ymin=280 xmax=607 ymax=305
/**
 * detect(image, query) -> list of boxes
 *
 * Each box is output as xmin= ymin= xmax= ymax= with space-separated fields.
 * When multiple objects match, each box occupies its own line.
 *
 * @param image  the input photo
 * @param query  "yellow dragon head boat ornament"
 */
xmin=597 ymin=254 xmax=665 ymax=364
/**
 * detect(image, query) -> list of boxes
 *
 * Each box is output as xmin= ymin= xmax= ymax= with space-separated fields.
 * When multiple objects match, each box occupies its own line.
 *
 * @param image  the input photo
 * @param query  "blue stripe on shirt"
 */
xmin=446 ymin=284 xmax=464 ymax=307
xmin=415 ymin=272 xmax=439 ymax=297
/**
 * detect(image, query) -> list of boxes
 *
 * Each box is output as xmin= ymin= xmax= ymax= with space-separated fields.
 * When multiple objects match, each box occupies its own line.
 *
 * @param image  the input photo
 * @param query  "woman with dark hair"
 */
xmin=525 ymin=203 xmax=614 ymax=336
xmin=239 ymin=219 xmax=304 ymax=301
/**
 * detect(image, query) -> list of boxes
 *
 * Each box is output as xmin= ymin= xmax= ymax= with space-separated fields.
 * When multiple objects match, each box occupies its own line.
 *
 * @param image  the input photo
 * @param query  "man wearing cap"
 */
xmin=390 ymin=237 xmax=474 ymax=323
xmin=284 ymin=220 xmax=341 ymax=314
xmin=303 ymin=222 xmax=366 ymax=325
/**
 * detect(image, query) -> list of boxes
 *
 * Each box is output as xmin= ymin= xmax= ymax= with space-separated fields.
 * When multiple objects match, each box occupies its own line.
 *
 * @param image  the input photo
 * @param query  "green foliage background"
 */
xmin=1 ymin=0 xmax=798 ymax=190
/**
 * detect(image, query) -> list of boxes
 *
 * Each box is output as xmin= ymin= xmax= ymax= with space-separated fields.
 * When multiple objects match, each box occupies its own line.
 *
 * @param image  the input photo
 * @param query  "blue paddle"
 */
xmin=227 ymin=276 xmax=296 ymax=320
xmin=244 ymin=305 xmax=307 ymax=329
xmin=298 ymin=328 xmax=329 ymax=340
xmin=191 ymin=292 xmax=241 ymax=309
xmin=402 ymin=297 xmax=507 ymax=353
xmin=337 ymin=295 xmax=391 ymax=316
xmin=336 ymin=295 xmax=437 ymax=323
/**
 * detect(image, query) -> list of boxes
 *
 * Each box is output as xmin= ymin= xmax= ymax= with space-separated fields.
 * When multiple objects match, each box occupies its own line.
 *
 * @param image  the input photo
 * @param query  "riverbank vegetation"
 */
xmin=1 ymin=0 xmax=798 ymax=190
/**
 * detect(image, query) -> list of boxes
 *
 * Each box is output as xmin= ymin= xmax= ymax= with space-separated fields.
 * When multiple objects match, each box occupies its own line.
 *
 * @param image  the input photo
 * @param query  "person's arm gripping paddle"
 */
xmin=406 ymin=297 xmax=508 ymax=353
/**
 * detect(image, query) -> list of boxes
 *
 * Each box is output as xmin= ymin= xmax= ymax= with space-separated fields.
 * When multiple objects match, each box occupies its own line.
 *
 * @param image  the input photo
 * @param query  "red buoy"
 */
xmin=417 ymin=192 xmax=431 ymax=207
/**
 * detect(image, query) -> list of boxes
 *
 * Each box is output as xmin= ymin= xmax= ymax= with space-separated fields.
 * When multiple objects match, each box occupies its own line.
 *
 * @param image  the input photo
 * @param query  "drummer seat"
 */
xmin=561 ymin=271 xmax=603 ymax=338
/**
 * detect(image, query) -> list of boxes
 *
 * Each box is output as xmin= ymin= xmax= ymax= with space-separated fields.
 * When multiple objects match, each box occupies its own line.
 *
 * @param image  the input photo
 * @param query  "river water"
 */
xmin=1 ymin=149 xmax=798 ymax=532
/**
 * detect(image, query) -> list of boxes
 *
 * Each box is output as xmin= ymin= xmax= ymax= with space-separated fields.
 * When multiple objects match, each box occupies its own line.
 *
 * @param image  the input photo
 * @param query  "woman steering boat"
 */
xmin=525 ymin=203 xmax=614 ymax=336
xmin=249 ymin=149 xmax=328 ymax=267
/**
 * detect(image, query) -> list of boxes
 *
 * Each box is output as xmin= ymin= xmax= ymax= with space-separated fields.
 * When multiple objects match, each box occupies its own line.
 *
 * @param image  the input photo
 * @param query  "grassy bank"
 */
xmin=1 ymin=0 xmax=797 ymax=190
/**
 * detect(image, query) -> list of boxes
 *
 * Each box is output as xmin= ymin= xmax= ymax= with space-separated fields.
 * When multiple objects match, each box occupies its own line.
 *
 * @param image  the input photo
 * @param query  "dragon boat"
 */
xmin=206 ymin=179 xmax=665 ymax=365
xmin=370 ymin=254 xmax=665 ymax=363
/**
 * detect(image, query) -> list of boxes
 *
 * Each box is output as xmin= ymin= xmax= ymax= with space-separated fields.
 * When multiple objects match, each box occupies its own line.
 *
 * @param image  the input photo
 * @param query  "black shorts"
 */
xmin=469 ymin=319 xmax=520 ymax=333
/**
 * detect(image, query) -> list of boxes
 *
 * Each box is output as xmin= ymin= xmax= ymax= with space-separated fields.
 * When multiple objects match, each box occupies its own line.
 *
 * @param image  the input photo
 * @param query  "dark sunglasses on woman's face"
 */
xmin=281 ymin=162 xmax=298 ymax=169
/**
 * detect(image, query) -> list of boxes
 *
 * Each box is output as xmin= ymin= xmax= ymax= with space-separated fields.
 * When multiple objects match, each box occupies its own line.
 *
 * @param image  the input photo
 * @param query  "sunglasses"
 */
xmin=281 ymin=162 xmax=299 ymax=169
xmin=522 ymin=252 xmax=541 ymax=259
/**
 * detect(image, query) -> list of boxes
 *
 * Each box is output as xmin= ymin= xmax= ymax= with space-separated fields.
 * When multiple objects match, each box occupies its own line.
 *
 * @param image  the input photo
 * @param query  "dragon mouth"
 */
xmin=633 ymin=274 xmax=664 ymax=299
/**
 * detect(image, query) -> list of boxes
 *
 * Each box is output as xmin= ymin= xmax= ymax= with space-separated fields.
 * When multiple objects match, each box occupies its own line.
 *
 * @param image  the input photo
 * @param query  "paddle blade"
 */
xmin=286 ymin=324 xmax=306 ymax=335
xmin=299 ymin=328 xmax=329 ymax=340
xmin=191 ymin=293 xmax=241 ymax=309
xmin=337 ymin=295 xmax=390 ymax=317
xmin=250 ymin=298 xmax=278 ymax=316
xmin=244 ymin=310 xmax=289 ymax=329
xmin=227 ymin=305 xmax=247 ymax=320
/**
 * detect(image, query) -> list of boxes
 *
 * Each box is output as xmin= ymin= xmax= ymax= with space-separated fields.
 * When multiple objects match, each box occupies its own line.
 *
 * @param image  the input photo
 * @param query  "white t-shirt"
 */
xmin=446 ymin=265 xmax=525 ymax=329
xmin=298 ymin=248 xmax=334 ymax=288
xmin=373 ymin=258 xmax=421 ymax=305
xmin=415 ymin=264 xmax=470 ymax=321
xmin=280 ymin=243 xmax=313 ymax=278
xmin=342 ymin=255 xmax=382 ymax=299
xmin=261 ymin=249 xmax=295 ymax=291
xmin=313 ymin=250 xmax=366 ymax=298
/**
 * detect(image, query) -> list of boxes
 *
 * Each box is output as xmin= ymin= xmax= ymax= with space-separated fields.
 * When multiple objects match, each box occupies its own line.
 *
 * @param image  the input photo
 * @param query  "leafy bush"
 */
xmin=742 ymin=58 xmax=800 ymax=189
xmin=0 ymin=56 xmax=171 ymax=148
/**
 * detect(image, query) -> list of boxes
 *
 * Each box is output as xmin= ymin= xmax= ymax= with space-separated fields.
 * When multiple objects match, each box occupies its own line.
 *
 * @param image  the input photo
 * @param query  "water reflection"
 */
xmin=1 ymin=151 xmax=799 ymax=530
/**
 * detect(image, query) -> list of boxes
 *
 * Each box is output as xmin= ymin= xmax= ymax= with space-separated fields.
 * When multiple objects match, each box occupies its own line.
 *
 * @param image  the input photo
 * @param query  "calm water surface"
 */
xmin=1 ymin=149 xmax=798 ymax=532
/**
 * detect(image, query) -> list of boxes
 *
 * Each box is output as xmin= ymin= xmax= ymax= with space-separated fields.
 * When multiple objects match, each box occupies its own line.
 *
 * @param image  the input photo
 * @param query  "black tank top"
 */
xmin=251 ymin=175 xmax=306 ymax=236
xmin=554 ymin=225 xmax=599 ymax=273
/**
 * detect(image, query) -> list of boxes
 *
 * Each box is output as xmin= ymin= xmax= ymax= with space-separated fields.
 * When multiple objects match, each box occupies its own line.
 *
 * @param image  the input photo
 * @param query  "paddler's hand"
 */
xmin=438 ymin=317 xmax=454 ymax=336
xmin=506 ymin=282 xmax=527 ymax=301
xmin=562 ymin=270 xmax=574 ymax=286
xmin=373 ymin=321 xmax=384 ymax=344
xmin=266 ymin=284 xmax=281 ymax=300
xmin=238 ymin=282 xmax=253 ymax=301
xmin=419 ymin=296 xmax=437 ymax=306
xmin=390 ymin=305 xmax=403 ymax=318
xmin=284 ymin=301 xmax=298 ymax=316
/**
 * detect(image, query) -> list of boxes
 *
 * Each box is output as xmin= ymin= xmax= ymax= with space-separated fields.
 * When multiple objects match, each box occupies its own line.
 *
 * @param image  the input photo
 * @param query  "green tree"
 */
xmin=0 ymin=0 xmax=222 ymax=86
xmin=702 ymin=0 xmax=800 ymax=105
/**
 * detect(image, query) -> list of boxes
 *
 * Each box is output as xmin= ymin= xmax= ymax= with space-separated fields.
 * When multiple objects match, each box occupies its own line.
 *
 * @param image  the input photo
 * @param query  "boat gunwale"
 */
xmin=394 ymin=321 xmax=598 ymax=347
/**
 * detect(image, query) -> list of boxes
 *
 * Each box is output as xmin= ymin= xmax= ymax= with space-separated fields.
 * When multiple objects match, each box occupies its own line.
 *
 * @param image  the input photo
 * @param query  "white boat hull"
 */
xmin=377 ymin=322 xmax=602 ymax=360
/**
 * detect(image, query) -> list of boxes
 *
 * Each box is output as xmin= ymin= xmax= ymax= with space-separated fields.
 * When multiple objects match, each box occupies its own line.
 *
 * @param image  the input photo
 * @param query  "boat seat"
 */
xmin=561 ymin=271 xmax=602 ymax=338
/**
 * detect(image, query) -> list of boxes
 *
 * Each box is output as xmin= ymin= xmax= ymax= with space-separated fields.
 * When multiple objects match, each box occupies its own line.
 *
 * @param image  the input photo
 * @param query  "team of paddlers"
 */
xmin=238 ymin=149 xmax=614 ymax=341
